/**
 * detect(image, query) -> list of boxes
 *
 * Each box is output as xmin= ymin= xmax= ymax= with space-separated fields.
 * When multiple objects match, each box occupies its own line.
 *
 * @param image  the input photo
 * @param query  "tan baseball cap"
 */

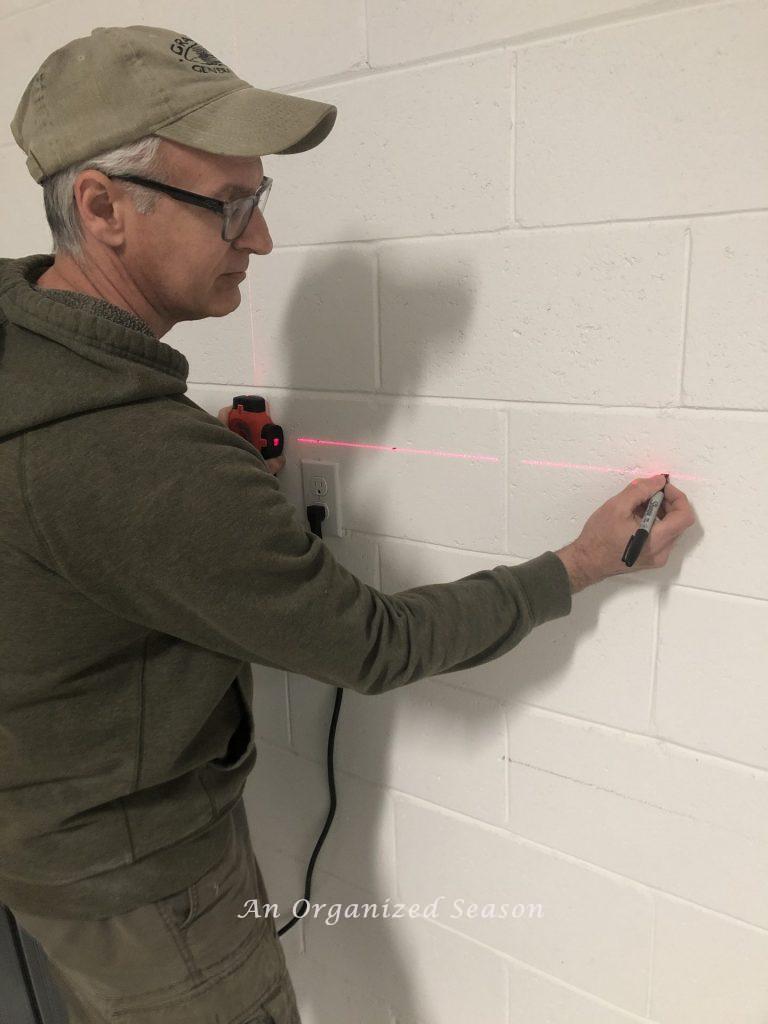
xmin=10 ymin=25 xmax=338 ymax=184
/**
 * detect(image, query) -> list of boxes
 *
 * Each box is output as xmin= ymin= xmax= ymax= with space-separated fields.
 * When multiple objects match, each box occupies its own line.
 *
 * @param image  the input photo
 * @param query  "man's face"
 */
xmin=118 ymin=138 xmax=273 ymax=324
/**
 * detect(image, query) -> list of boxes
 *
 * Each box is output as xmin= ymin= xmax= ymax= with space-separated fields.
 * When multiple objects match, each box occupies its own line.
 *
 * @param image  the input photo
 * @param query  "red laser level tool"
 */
xmin=224 ymin=395 xmax=284 ymax=462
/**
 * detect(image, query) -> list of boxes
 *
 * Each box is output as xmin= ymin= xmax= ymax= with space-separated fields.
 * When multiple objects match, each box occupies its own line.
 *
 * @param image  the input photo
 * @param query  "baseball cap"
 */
xmin=10 ymin=25 xmax=338 ymax=184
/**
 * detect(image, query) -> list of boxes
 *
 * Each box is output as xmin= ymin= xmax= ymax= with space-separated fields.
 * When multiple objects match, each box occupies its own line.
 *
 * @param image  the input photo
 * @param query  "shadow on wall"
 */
xmin=238 ymin=243 xmax=695 ymax=1021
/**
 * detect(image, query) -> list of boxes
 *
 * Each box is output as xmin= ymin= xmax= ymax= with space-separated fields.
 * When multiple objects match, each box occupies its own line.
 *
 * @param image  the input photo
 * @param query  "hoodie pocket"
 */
xmin=200 ymin=673 xmax=257 ymax=816
xmin=208 ymin=673 xmax=256 ymax=773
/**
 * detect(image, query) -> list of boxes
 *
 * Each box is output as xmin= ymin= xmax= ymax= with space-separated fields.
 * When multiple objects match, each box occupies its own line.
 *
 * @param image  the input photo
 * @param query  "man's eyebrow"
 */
xmin=214 ymin=177 xmax=265 ymax=198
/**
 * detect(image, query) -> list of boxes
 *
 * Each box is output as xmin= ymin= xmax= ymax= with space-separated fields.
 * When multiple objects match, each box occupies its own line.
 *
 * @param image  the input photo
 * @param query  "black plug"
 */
xmin=306 ymin=504 xmax=327 ymax=539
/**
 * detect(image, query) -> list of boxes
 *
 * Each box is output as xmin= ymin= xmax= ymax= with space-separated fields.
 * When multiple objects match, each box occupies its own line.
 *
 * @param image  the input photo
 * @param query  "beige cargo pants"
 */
xmin=12 ymin=798 xmax=301 ymax=1024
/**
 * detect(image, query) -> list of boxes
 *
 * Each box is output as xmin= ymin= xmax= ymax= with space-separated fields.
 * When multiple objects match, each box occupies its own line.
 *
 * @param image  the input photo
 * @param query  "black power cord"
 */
xmin=276 ymin=504 xmax=344 ymax=938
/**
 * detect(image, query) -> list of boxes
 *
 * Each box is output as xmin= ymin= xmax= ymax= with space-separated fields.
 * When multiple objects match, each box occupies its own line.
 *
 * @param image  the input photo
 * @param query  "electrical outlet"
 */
xmin=300 ymin=460 xmax=342 ymax=538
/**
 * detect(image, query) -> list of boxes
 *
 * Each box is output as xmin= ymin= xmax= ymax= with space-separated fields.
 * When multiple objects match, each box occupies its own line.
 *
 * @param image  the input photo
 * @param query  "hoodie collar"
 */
xmin=0 ymin=253 xmax=191 ymax=440
xmin=0 ymin=253 xmax=189 ymax=382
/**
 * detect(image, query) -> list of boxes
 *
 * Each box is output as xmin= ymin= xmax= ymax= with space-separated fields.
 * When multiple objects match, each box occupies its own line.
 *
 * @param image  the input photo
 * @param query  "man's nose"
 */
xmin=234 ymin=207 xmax=273 ymax=255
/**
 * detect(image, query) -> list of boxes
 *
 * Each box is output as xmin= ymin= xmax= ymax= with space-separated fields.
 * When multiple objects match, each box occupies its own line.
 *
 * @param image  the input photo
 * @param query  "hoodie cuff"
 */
xmin=513 ymin=550 xmax=573 ymax=627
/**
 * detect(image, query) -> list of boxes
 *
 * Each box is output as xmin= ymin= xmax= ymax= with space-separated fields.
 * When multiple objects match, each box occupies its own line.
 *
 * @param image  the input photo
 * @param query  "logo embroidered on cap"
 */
xmin=169 ymin=36 xmax=232 ymax=75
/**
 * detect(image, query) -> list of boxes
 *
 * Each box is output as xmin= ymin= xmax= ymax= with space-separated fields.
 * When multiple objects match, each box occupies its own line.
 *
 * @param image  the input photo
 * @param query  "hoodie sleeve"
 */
xmin=23 ymin=398 xmax=572 ymax=696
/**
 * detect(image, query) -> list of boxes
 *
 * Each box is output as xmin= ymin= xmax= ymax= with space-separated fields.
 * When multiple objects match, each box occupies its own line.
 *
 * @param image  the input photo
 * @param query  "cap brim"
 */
xmin=153 ymin=84 xmax=337 ymax=158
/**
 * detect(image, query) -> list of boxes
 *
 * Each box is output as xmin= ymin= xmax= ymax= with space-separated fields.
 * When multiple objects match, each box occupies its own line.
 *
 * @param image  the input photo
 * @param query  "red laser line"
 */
xmin=296 ymin=437 xmax=498 ymax=462
xmin=295 ymin=438 xmax=705 ymax=482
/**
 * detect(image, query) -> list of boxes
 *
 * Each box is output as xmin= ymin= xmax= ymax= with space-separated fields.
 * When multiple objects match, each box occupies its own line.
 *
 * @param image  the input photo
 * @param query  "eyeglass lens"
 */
xmin=225 ymin=180 xmax=272 ymax=241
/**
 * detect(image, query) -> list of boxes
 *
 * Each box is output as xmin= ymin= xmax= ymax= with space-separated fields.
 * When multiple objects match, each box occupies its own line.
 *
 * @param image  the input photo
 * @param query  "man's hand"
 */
xmin=554 ymin=474 xmax=695 ymax=593
xmin=217 ymin=405 xmax=287 ymax=477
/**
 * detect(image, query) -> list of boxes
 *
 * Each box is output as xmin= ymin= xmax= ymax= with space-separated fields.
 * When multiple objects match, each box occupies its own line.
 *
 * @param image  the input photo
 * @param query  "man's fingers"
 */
xmin=660 ymin=481 xmax=687 ymax=508
xmin=650 ymin=501 xmax=695 ymax=547
xmin=622 ymin=474 xmax=668 ymax=514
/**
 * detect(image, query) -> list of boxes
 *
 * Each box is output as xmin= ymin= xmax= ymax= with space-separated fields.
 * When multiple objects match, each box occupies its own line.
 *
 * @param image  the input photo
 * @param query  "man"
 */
xmin=0 ymin=23 xmax=694 ymax=1024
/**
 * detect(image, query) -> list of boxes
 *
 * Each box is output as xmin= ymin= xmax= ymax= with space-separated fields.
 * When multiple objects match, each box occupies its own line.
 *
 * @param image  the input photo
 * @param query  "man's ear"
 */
xmin=217 ymin=405 xmax=230 ymax=426
xmin=76 ymin=170 xmax=126 ymax=247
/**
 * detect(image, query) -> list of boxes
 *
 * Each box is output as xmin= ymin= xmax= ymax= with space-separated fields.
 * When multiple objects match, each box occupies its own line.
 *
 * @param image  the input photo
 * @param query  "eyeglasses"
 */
xmin=105 ymin=174 xmax=273 ymax=242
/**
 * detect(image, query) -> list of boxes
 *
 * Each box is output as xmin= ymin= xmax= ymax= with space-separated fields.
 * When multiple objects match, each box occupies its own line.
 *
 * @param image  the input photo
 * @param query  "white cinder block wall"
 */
xmin=4 ymin=1 xmax=767 ymax=1021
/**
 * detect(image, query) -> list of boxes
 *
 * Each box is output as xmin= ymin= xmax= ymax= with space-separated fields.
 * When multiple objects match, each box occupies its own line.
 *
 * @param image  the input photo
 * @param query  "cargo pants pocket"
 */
xmin=152 ymin=797 xmax=274 ymax=976
xmin=13 ymin=799 xmax=296 ymax=1024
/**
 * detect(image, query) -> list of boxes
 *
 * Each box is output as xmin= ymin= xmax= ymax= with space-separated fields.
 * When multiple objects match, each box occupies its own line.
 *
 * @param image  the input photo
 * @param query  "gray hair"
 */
xmin=42 ymin=134 xmax=167 ymax=264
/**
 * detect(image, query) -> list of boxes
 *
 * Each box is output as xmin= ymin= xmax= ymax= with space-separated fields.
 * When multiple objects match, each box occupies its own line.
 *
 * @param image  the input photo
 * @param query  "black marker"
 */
xmin=621 ymin=473 xmax=669 ymax=567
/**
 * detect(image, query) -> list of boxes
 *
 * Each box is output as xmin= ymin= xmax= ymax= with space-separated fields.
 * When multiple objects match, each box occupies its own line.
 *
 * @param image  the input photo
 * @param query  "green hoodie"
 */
xmin=0 ymin=252 xmax=572 ymax=920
